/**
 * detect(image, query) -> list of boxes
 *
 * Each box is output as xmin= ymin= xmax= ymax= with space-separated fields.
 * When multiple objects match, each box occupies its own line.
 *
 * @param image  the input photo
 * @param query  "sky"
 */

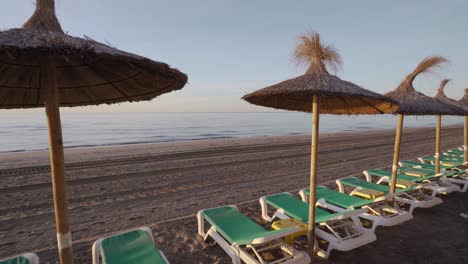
xmin=1 ymin=0 xmax=467 ymax=113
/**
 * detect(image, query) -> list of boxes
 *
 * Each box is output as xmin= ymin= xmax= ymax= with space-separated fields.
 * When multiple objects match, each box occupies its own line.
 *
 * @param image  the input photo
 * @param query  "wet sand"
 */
xmin=0 ymin=125 xmax=467 ymax=263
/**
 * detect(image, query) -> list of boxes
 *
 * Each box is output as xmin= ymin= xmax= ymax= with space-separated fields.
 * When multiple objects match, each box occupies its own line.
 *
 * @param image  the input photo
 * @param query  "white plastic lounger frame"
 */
xmin=363 ymin=170 xmax=461 ymax=194
xmin=298 ymin=187 xmax=413 ymax=232
xmin=259 ymin=193 xmax=376 ymax=259
xmin=396 ymin=164 xmax=468 ymax=193
xmin=418 ymin=156 xmax=468 ymax=166
xmin=0 ymin=253 xmax=39 ymax=264
xmin=335 ymin=179 xmax=442 ymax=214
xmin=444 ymin=177 xmax=468 ymax=192
xmin=92 ymin=226 xmax=169 ymax=264
xmin=197 ymin=205 xmax=310 ymax=264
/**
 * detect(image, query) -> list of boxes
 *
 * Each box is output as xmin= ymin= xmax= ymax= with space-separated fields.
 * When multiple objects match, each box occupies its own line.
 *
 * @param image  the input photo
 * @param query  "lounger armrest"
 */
xmin=251 ymin=226 xmax=301 ymax=244
xmin=362 ymin=170 xmax=372 ymax=182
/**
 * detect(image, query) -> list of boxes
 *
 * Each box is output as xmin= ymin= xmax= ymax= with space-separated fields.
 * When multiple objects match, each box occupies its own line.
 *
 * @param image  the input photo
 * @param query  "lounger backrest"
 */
xmin=340 ymin=177 xmax=391 ymax=193
xmin=315 ymin=186 xmax=373 ymax=208
xmin=367 ymin=169 xmax=427 ymax=182
xmin=265 ymin=193 xmax=355 ymax=223
xmin=341 ymin=177 xmax=413 ymax=192
xmin=399 ymin=167 xmax=434 ymax=176
xmin=100 ymin=229 xmax=166 ymax=264
xmin=366 ymin=169 xmax=416 ymax=180
xmin=402 ymin=160 xmax=436 ymax=169
xmin=202 ymin=206 xmax=288 ymax=246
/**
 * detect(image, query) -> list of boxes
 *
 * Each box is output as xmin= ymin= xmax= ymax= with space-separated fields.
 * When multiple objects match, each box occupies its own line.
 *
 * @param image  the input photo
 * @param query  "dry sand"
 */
xmin=0 ymin=125 xmax=467 ymax=263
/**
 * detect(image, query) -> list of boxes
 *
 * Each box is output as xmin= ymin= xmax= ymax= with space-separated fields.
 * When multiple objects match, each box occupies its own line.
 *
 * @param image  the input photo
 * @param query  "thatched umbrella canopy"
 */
xmin=0 ymin=1 xmax=187 ymax=263
xmin=433 ymin=80 xmax=468 ymax=163
xmin=385 ymin=57 xmax=462 ymax=116
xmin=243 ymin=32 xmax=398 ymax=257
xmin=459 ymin=89 xmax=468 ymax=106
xmin=458 ymin=89 xmax=468 ymax=161
xmin=0 ymin=0 xmax=187 ymax=108
xmin=434 ymin=79 xmax=468 ymax=113
xmin=384 ymin=57 xmax=464 ymax=192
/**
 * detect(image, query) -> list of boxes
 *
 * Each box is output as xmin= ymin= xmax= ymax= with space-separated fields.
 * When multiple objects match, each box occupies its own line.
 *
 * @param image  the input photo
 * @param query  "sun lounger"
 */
xmin=336 ymin=177 xmax=442 ymax=214
xmin=197 ymin=205 xmax=310 ymax=264
xmin=92 ymin=227 xmax=169 ymax=264
xmin=443 ymin=152 xmax=463 ymax=158
xmin=418 ymin=155 xmax=464 ymax=166
xmin=298 ymin=186 xmax=412 ymax=232
xmin=364 ymin=169 xmax=461 ymax=194
xmin=397 ymin=165 xmax=468 ymax=193
xmin=0 ymin=253 xmax=39 ymax=264
xmin=447 ymin=148 xmax=463 ymax=155
xmin=399 ymin=160 xmax=451 ymax=170
xmin=259 ymin=192 xmax=376 ymax=258
xmin=404 ymin=159 xmax=468 ymax=173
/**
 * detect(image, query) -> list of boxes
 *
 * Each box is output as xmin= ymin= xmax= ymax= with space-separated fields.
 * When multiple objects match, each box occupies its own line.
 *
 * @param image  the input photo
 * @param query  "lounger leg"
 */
xmin=315 ymin=237 xmax=333 ymax=259
xmin=159 ymin=251 xmax=170 ymax=264
xmin=205 ymin=228 xmax=241 ymax=264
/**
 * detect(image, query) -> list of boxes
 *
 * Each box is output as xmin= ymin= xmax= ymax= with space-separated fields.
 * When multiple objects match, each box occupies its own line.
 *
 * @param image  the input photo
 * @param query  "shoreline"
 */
xmin=0 ymin=123 xmax=462 ymax=155
xmin=0 ymin=120 xmax=463 ymax=154
xmin=0 ymin=125 xmax=467 ymax=263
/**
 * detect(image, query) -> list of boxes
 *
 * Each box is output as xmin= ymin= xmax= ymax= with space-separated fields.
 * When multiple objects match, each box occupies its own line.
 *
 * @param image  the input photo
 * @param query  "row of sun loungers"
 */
xmin=2 ymin=148 xmax=467 ymax=264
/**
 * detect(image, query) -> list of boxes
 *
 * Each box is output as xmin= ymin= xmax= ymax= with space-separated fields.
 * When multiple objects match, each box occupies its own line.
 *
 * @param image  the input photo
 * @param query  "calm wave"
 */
xmin=0 ymin=112 xmax=463 ymax=153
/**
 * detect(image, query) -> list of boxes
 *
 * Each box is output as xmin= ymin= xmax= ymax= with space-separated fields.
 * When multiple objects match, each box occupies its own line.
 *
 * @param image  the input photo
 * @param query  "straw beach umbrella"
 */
xmin=0 ymin=0 xmax=187 ymax=263
xmin=384 ymin=56 xmax=464 ymax=194
xmin=459 ymin=89 xmax=468 ymax=161
xmin=242 ymin=32 xmax=398 ymax=256
xmin=434 ymin=80 xmax=468 ymax=163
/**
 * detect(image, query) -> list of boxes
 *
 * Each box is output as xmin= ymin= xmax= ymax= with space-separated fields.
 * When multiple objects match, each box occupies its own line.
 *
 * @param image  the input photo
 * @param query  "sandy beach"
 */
xmin=1 ymin=125 xmax=467 ymax=263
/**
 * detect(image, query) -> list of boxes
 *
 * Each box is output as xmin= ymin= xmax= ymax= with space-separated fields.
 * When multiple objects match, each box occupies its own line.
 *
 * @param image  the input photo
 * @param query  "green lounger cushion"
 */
xmin=366 ymin=169 xmax=438 ymax=182
xmin=399 ymin=167 xmax=435 ymax=176
xmin=401 ymin=161 xmax=451 ymax=170
xmin=400 ymin=167 xmax=458 ymax=177
xmin=340 ymin=177 xmax=412 ymax=192
xmin=420 ymin=156 xmax=462 ymax=164
xmin=202 ymin=206 xmax=289 ymax=246
xmin=400 ymin=162 xmax=460 ymax=177
xmin=0 ymin=256 xmax=30 ymax=264
xmin=100 ymin=229 xmax=166 ymax=264
xmin=303 ymin=187 xmax=373 ymax=208
xmin=264 ymin=193 xmax=353 ymax=223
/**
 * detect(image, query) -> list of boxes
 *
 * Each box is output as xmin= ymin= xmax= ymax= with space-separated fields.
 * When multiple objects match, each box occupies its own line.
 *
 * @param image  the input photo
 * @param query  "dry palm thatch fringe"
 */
xmin=0 ymin=0 xmax=188 ymax=109
xmin=385 ymin=56 xmax=464 ymax=115
xmin=242 ymin=32 xmax=398 ymax=115
xmin=23 ymin=0 xmax=63 ymax=33
xmin=293 ymin=32 xmax=342 ymax=74
xmin=434 ymin=79 xmax=468 ymax=115
xmin=437 ymin=78 xmax=451 ymax=96
xmin=405 ymin=56 xmax=449 ymax=85
xmin=459 ymin=88 xmax=468 ymax=106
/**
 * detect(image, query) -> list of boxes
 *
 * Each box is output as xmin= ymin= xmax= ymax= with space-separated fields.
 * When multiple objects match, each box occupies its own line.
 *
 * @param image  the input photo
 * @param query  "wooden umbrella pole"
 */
xmin=42 ymin=56 xmax=74 ymax=264
xmin=435 ymin=115 xmax=441 ymax=174
xmin=390 ymin=114 xmax=404 ymax=195
xmin=464 ymin=116 xmax=468 ymax=163
xmin=307 ymin=95 xmax=319 ymax=256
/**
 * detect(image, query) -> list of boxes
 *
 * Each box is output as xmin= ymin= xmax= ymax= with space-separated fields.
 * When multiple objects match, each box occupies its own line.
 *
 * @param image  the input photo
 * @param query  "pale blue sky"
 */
xmin=1 ymin=0 xmax=467 ymax=112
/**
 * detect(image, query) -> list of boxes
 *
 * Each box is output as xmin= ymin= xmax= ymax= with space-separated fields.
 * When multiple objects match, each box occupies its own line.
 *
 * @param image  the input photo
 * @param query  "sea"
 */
xmin=0 ymin=112 xmax=463 ymax=153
